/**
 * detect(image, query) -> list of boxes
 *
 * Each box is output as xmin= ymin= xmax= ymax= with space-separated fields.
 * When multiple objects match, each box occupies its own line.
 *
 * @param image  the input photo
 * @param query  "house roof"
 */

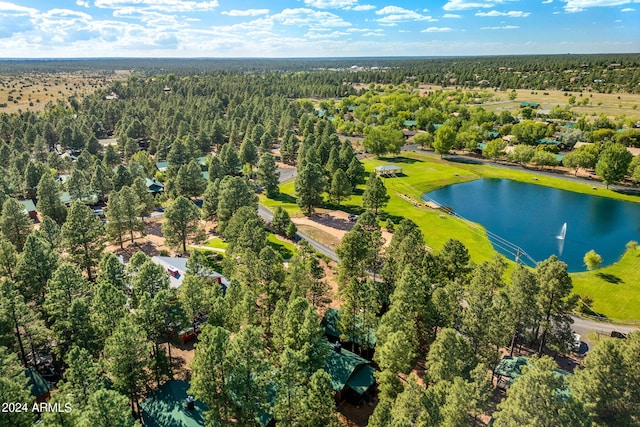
xmin=145 ymin=178 xmax=164 ymax=193
xmin=403 ymin=119 xmax=417 ymax=127
xmin=520 ymin=102 xmax=540 ymax=108
xmin=19 ymin=199 xmax=37 ymax=213
xmin=24 ymin=367 xmax=49 ymax=399
xmin=495 ymin=356 xmax=571 ymax=387
xmin=324 ymin=347 xmax=375 ymax=396
xmin=59 ymin=192 xmax=98 ymax=205
xmin=140 ymin=380 xmax=207 ymax=427
xmin=374 ymin=164 xmax=402 ymax=173
xmin=155 ymin=161 xmax=169 ymax=172
xmin=150 ymin=256 xmax=228 ymax=290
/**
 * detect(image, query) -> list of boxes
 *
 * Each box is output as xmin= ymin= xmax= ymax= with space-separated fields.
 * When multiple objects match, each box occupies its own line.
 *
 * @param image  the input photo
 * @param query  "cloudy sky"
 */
xmin=0 ymin=0 xmax=638 ymax=57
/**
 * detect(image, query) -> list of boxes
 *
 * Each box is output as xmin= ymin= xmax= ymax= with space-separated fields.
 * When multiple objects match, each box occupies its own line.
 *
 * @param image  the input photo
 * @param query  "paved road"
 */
xmin=571 ymin=315 xmax=637 ymax=336
xmin=257 ymin=204 xmax=339 ymax=262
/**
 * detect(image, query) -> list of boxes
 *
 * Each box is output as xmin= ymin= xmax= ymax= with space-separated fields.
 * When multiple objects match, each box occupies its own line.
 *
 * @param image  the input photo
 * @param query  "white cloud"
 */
xmin=480 ymin=25 xmax=519 ymax=29
xmin=620 ymin=7 xmax=635 ymax=10
xmin=305 ymin=29 xmax=348 ymax=38
xmin=76 ymin=0 xmax=90 ymax=7
xmin=221 ymin=9 xmax=269 ymax=17
xmin=303 ymin=0 xmax=357 ymax=8
xmin=562 ymin=0 xmax=640 ymax=13
xmin=363 ymin=29 xmax=385 ymax=36
xmin=271 ymin=8 xmax=351 ymax=29
xmin=476 ymin=10 xmax=531 ymax=17
xmin=443 ymin=0 xmax=510 ymax=10
xmin=443 ymin=13 xmax=462 ymax=18
xmin=352 ymin=4 xmax=376 ymax=10
xmin=375 ymin=5 xmax=434 ymax=22
xmin=422 ymin=26 xmax=453 ymax=32
xmin=94 ymin=0 xmax=219 ymax=12
xmin=0 ymin=1 xmax=38 ymax=14
xmin=542 ymin=0 xmax=553 ymax=3
xmin=113 ymin=7 xmax=182 ymax=26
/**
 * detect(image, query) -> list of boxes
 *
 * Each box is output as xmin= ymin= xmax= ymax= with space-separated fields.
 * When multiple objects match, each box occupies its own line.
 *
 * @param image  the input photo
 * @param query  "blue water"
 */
xmin=423 ymin=179 xmax=640 ymax=272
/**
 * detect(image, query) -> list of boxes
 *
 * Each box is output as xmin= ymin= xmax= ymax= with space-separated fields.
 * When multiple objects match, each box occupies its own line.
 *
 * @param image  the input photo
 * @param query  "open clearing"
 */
xmin=0 ymin=72 xmax=125 ymax=113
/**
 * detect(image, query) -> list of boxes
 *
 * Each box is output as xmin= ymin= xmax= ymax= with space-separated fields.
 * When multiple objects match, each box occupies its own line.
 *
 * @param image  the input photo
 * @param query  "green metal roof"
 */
xmin=403 ymin=120 xmax=417 ymax=127
xmin=140 ymin=380 xmax=207 ymax=427
xmin=520 ymin=102 xmax=540 ymax=108
xmin=155 ymin=161 xmax=169 ymax=172
xmin=538 ymin=139 xmax=559 ymax=145
xmin=24 ymin=367 xmax=49 ymax=399
xmin=324 ymin=347 xmax=375 ymax=395
xmin=495 ymin=356 xmax=572 ymax=389
xmin=19 ymin=199 xmax=37 ymax=213
xmin=145 ymin=178 xmax=164 ymax=193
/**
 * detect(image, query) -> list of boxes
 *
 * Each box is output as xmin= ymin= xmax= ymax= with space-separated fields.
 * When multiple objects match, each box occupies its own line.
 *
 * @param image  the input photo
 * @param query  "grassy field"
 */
xmin=571 ymin=246 xmax=640 ymax=322
xmin=266 ymin=151 xmax=640 ymax=320
xmin=0 ymin=72 xmax=126 ymax=113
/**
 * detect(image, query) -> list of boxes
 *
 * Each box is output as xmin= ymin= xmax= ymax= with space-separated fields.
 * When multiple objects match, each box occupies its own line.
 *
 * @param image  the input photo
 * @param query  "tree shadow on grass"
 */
xmin=596 ymin=272 xmax=624 ymax=284
xmin=269 ymin=192 xmax=297 ymax=204
xmin=379 ymin=156 xmax=420 ymax=164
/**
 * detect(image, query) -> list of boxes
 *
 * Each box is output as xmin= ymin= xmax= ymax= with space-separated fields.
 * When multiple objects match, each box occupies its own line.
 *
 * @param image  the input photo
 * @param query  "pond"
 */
xmin=423 ymin=179 xmax=640 ymax=272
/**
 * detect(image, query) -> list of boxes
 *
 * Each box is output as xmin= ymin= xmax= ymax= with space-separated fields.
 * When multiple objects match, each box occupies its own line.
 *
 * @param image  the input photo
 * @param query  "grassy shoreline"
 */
xmin=265 ymin=151 xmax=640 ymax=320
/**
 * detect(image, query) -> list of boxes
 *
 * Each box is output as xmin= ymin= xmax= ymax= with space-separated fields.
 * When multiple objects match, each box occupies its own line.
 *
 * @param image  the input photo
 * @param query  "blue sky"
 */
xmin=0 ymin=0 xmax=638 ymax=57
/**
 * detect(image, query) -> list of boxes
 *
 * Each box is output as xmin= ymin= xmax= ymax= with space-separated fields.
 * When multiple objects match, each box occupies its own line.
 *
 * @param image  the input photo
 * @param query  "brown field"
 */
xmin=0 ymin=72 xmax=127 ymax=113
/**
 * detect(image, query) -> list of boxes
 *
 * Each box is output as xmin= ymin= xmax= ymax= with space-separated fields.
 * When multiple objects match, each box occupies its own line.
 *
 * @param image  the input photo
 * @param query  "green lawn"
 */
xmin=202 ymin=237 xmax=229 ymax=250
xmin=267 ymin=233 xmax=297 ymax=260
xmin=203 ymin=233 xmax=296 ymax=260
xmin=571 ymin=246 xmax=640 ymax=323
xmin=263 ymin=151 xmax=640 ymax=320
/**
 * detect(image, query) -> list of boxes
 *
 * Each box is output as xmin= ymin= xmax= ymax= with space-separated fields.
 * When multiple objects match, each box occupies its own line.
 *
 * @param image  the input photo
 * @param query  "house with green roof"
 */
xmin=520 ymin=102 xmax=540 ymax=109
xmin=141 ymin=380 xmax=274 ymax=427
xmin=494 ymin=355 xmax=571 ymax=397
xmin=140 ymin=380 xmax=207 ymax=427
xmin=24 ymin=367 xmax=50 ymax=403
xmin=325 ymin=346 xmax=376 ymax=402
xmin=145 ymin=178 xmax=164 ymax=194
xmin=19 ymin=199 xmax=38 ymax=220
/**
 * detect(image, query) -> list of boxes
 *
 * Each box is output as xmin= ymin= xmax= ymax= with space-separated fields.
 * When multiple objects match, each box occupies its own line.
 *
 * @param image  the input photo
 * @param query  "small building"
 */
xmin=403 ymin=119 xmax=417 ymax=128
xmin=145 ymin=178 xmax=164 ymax=194
xmin=494 ymin=355 xmax=571 ymax=391
xmin=325 ymin=345 xmax=376 ymax=402
xmin=140 ymin=380 xmax=206 ymax=427
xmin=520 ymin=102 xmax=540 ymax=109
xmin=373 ymin=164 xmax=403 ymax=177
xmin=19 ymin=199 xmax=38 ymax=220
xmin=24 ymin=367 xmax=50 ymax=403
xmin=150 ymin=256 xmax=228 ymax=291
xmin=155 ymin=161 xmax=169 ymax=173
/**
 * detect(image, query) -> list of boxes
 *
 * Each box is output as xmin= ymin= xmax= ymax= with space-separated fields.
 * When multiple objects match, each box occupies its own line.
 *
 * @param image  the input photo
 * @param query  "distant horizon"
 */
xmin=0 ymin=53 xmax=638 ymax=61
xmin=1 ymin=1 xmax=638 ymax=58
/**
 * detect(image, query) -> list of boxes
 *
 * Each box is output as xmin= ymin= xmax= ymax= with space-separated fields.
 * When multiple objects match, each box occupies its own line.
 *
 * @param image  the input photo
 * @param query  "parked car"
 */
xmin=348 ymin=214 xmax=358 ymax=222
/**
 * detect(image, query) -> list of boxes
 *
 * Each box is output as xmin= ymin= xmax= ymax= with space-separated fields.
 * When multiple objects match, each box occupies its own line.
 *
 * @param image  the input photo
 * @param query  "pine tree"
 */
xmin=239 ymin=137 xmax=258 ymax=166
xmin=329 ymin=168 xmax=352 ymax=205
xmin=493 ymin=356 xmax=590 ymax=427
xmin=36 ymin=173 xmax=67 ymax=224
xmin=76 ymin=389 xmax=138 ymax=427
xmin=90 ymin=162 xmax=113 ymax=203
xmin=216 ymin=175 xmax=258 ymax=228
xmin=175 ymin=160 xmax=206 ymax=198
xmin=61 ymin=201 xmax=106 ymax=281
xmin=0 ymin=237 xmax=17 ymax=279
xmin=362 ymin=173 xmax=389 ymax=214
xmin=201 ymin=178 xmax=220 ymax=221
xmin=107 ymin=186 xmax=144 ymax=247
xmin=112 ymin=164 xmax=133 ymax=192
xmin=0 ymin=197 xmax=33 ymax=251
xmin=256 ymin=152 xmax=280 ymax=198
xmin=103 ymin=314 xmax=151 ymax=417
xmin=16 ymin=233 xmax=58 ymax=305
xmin=162 ymin=195 xmax=202 ymax=253
xmin=67 ymin=169 xmax=92 ymax=202
xmin=295 ymin=161 xmax=325 ymax=215
xmin=190 ymin=325 xmax=232 ymax=425
xmin=91 ymin=280 xmax=127 ymax=347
